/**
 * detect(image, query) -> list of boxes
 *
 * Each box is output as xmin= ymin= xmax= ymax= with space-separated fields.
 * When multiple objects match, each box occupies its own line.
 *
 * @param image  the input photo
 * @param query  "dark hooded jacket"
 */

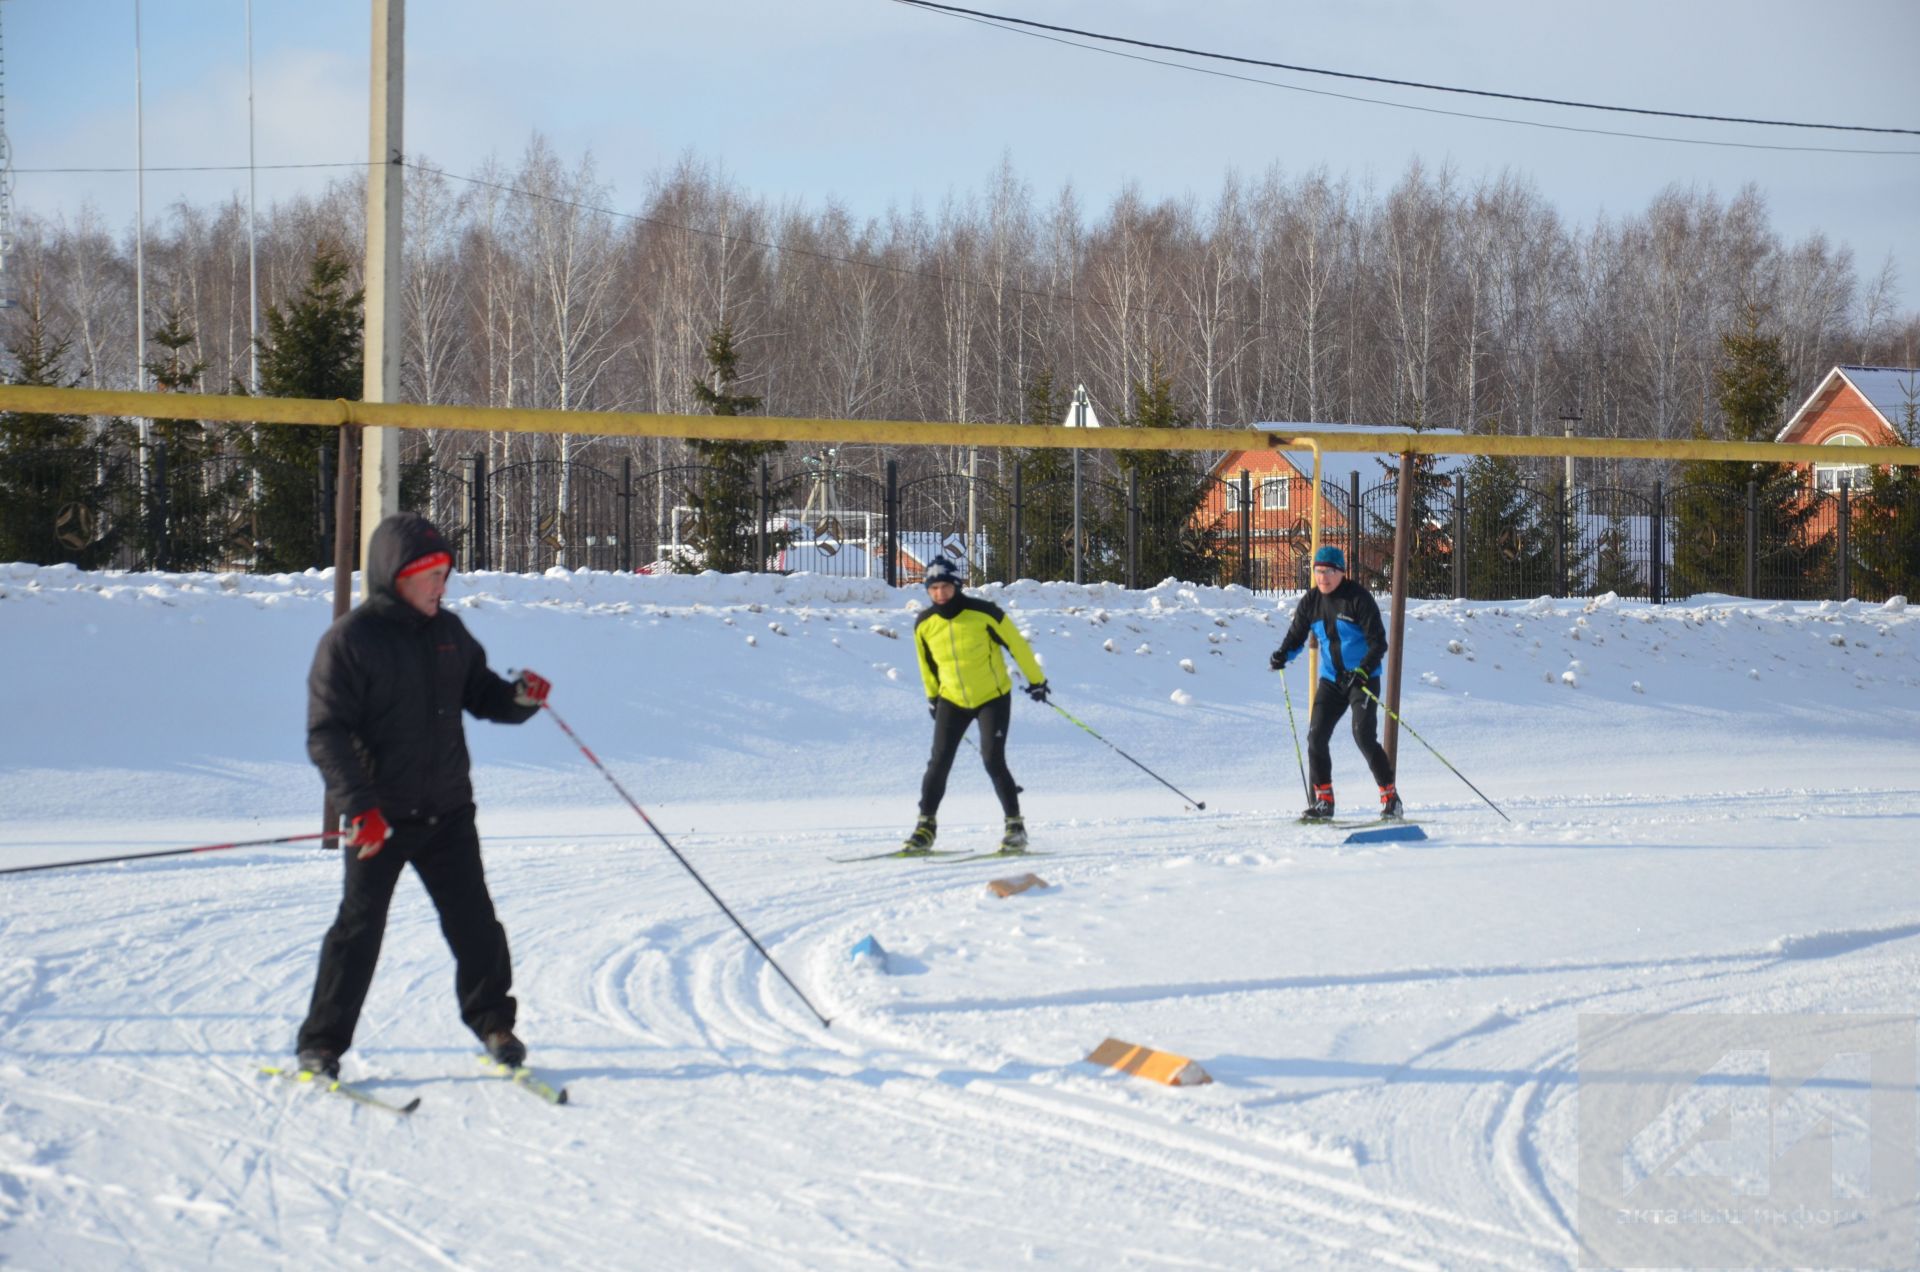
xmin=307 ymin=513 xmax=536 ymax=821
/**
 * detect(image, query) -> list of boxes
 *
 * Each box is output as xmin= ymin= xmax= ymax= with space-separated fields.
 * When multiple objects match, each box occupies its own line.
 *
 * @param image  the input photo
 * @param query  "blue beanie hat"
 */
xmin=1312 ymin=545 xmax=1346 ymax=571
xmin=923 ymin=555 xmax=961 ymax=587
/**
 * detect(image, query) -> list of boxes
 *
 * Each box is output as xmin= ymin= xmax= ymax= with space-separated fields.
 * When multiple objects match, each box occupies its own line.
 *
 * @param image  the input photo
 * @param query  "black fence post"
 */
xmin=1347 ymin=469 xmax=1362 ymax=575
xmin=1837 ymin=479 xmax=1852 ymax=601
xmin=619 ymin=456 xmax=633 ymax=573
xmin=1651 ymin=480 xmax=1665 ymax=605
xmin=460 ymin=454 xmax=480 ymax=571
xmin=1238 ymin=469 xmax=1253 ymax=590
xmin=1009 ymin=462 xmax=1024 ymax=582
xmin=884 ymin=459 xmax=898 ymax=587
xmin=1126 ymin=466 xmax=1140 ymax=590
xmin=318 ymin=443 xmax=336 ymax=570
xmin=1553 ymin=478 xmax=1566 ymax=599
xmin=1745 ymin=479 xmax=1759 ymax=598
xmin=147 ymin=439 xmax=170 ymax=572
xmin=474 ymin=450 xmax=491 ymax=571
xmin=756 ymin=459 xmax=769 ymax=573
xmin=1452 ymin=470 xmax=1466 ymax=600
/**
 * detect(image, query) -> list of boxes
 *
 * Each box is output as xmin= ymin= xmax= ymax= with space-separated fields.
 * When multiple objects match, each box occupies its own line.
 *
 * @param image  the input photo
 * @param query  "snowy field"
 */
xmin=3 ymin=561 xmax=1918 ymax=1270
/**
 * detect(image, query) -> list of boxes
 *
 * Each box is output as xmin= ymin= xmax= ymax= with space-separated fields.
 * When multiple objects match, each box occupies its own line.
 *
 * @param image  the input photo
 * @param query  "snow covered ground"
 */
xmin=3 ymin=561 xmax=1918 ymax=1269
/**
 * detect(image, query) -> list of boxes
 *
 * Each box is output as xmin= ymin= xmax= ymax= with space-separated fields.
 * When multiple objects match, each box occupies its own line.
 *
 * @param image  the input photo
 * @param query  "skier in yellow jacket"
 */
xmin=905 ymin=555 xmax=1049 ymax=854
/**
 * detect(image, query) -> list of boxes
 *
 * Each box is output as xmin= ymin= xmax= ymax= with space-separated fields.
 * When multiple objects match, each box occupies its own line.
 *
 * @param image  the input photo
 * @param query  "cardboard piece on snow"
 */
xmin=1084 ymin=1037 xmax=1213 ymax=1087
xmin=987 ymin=873 xmax=1048 ymax=898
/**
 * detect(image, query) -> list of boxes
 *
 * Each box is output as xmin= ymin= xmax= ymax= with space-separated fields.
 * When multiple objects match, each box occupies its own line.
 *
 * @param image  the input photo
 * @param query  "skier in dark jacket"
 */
xmin=1269 ymin=545 xmax=1401 ymax=821
xmin=296 ymin=512 xmax=550 ymax=1079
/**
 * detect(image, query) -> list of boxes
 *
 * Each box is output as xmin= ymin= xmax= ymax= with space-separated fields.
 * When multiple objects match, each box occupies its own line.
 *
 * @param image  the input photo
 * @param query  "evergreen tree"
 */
xmin=242 ymin=246 xmax=364 ymax=572
xmin=1115 ymin=354 xmax=1221 ymax=586
xmin=1671 ymin=303 xmax=1823 ymax=597
xmin=678 ymin=321 xmax=782 ymax=573
xmin=142 ymin=305 xmax=240 ymax=570
xmin=1855 ymin=398 xmax=1920 ymax=599
xmin=995 ymin=365 xmax=1077 ymax=581
xmin=0 ymin=305 xmax=126 ymax=566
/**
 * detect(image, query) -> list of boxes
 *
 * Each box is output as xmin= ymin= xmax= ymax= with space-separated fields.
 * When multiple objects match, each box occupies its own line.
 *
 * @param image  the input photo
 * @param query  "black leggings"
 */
xmin=920 ymin=693 xmax=1021 ymax=817
xmin=1306 ymin=678 xmax=1395 ymax=790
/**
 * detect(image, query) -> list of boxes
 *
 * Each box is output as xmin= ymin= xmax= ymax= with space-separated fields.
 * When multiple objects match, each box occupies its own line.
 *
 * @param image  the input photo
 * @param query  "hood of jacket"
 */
xmin=365 ymin=512 xmax=453 ymax=600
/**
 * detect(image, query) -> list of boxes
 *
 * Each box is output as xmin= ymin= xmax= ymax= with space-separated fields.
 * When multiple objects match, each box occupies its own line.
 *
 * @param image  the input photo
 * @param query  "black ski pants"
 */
xmin=919 ymin=692 xmax=1021 ymax=818
xmin=297 ymin=804 xmax=515 ymax=1056
xmin=1306 ymin=676 xmax=1395 ymax=792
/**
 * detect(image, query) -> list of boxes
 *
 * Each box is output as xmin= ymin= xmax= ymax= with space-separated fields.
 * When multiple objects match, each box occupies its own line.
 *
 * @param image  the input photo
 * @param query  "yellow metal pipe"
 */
xmin=1293 ymin=437 xmax=1323 ymax=712
xmin=3 ymin=386 xmax=1916 ymax=467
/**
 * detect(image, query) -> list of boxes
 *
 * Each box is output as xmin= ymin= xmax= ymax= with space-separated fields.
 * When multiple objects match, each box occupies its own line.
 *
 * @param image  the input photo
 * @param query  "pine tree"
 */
xmin=241 ymin=246 xmax=364 ymax=572
xmin=0 ymin=304 xmax=126 ymax=566
xmin=994 ymin=365 xmax=1077 ymax=581
xmin=1854 ymin=398 xmax=1920 ymax=599
xmin=1671 ymin=303 xmax=1822 ymax=597
xmin=678 ymin=321 xmax=782 ymax=573
xmin=142 ymin=305 xmax=239 ymax=570
xmin=1116 ymin=354 xmax=1221 ymax=586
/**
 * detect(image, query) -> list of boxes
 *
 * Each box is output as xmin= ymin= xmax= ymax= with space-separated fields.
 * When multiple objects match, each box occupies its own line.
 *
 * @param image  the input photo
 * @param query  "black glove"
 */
xmin=1268 ymin=647 xmax=1296 ymax=672
xmin=1024 ymin=681 xmax=1051 ymax=704
xmin=927 ymin=699 xmax=939 ymax=720
xmin=1338 ymin=668 xmax=1373 ymax=701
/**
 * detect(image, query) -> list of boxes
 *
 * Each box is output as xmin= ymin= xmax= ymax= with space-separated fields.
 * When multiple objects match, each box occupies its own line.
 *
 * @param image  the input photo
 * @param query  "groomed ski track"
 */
xmin=3 ymin=566 xmax=1918 ymax=1268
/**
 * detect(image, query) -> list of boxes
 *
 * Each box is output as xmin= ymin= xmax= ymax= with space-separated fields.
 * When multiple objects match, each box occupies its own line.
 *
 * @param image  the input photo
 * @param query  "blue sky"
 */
xmin=8 ymin=0 xmax=1919 ymax=306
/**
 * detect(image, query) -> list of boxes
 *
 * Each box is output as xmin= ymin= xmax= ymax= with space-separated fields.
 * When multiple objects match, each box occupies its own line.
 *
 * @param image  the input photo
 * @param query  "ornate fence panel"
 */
xmin=1850 ymin=481 xmax=1920 ymax=601
xmin=399 ymin=459 xmax=471 ymax=564
xmin=1348 ymin=472 xmax=1456 ymax=600
xmin=1567 ymin=486 xmax=1658 ymax=600
xmin=1017 ymin=470 xmax=1126 ymax=585
xmin=773 ymin=468 xmax=890 ymax=580
xmin=0 ymin=445 xmax=142 ymax=569
xmin=1755 ymin=486 xmax=1838 ymax=601
xmin=897 ymin=470 xmax=1014 ymax=585
xmin=1461 ymin=482 xmax=1559 ymax=600
xmin=156 ymin=451 xmax=329 ymax=573
xmin=1666 ymin=481 xmax=1750 ymax=600
xmin=485 ymin=458 xmax=627 ymax=574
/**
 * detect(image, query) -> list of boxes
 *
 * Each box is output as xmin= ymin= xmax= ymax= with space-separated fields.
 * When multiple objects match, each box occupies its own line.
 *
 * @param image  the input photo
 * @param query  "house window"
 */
xmin=1813 ymin=434 xmax=1871 ymax=492
xmin=1224 ymin=483 xmax=1244 ymax=511
xmin=1261 ymin=479 xmax=1290 ymax=510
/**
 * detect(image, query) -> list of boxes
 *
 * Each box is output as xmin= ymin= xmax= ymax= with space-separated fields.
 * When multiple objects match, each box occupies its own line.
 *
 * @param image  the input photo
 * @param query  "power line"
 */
xmin=894 ymin=0 xmax=1920 ymax=140
xmin=14 ymin=160 xmax=374 ymax=174
xmin=890 ymin=0 xmax=1920 ymax=157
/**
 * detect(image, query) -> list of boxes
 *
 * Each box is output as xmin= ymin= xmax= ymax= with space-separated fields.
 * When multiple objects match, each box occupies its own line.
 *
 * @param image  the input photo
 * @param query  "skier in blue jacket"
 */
xmin=1269 ymin=545 xmax=1401 ymax=821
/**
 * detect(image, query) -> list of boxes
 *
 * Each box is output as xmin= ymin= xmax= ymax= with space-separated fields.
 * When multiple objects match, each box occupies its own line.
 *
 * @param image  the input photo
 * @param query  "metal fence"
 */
xmin=4 ymin=440 xmax=1916 ymax=603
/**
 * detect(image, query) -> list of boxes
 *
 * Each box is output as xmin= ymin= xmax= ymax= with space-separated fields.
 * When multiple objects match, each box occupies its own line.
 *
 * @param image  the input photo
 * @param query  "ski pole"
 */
xmin=1356 ymin=683 xmax=1511 ymax=823
xmin=1041 ymin=696 xmax=1206 ymax=811
xmin=1277 ymin=669 xmax=1311 ymax=806
xmin=539 ymin=703 xmax=832 ymax=1030
xmin=0 ymin=830 xmax=343 ymax=878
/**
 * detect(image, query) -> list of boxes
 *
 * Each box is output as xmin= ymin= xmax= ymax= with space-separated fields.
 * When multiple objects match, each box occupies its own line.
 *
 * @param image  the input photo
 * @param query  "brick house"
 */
xmin=1775 ymin=365 xmax=1919 ymax=492
xmin=1200 ymin=424 xmax=1465 ymax=587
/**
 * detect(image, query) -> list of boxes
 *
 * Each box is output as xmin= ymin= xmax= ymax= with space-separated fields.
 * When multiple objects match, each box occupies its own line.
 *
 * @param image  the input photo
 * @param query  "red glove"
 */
xmin=347 ymin=808 xmax=392 ymax=859
xmin=513 ymin=669 xmax=551 ymax=707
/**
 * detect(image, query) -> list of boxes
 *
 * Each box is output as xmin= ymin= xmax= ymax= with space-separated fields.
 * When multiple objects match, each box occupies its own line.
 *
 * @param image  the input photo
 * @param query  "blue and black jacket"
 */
xmin=1275 ymin=578 xmax=1390 ymax=684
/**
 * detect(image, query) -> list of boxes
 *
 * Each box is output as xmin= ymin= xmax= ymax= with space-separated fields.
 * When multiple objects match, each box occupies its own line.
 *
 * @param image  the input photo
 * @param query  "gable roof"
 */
xmin=1214 ymin=421 xmax=1470 ymax=486
xmin=1776 ymin=365 xmax=1920 ymax=442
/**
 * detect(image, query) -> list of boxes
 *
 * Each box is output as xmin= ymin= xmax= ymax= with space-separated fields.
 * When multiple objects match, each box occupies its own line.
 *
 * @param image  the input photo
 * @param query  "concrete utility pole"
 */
xmin=358 ymin=0 xmax=404 ymax=593
xmin=246 ymin=0 xmax=259 ymax=395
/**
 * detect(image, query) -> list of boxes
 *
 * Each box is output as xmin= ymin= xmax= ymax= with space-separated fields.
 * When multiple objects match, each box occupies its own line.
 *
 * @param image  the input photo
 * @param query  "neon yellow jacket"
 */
xmin=914 ymin=596 xmax=1046 ymax=709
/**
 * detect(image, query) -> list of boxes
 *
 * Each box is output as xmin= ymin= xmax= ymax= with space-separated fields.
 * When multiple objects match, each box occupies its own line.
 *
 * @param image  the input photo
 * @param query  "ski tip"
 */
xmin=556 ymin=1089 xmax=570 ymax=1106
xmin=399 ymin=1097 xmax=423 ymax=1114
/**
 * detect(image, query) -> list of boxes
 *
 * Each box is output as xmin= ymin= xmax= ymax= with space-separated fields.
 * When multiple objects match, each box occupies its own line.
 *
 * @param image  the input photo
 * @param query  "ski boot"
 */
xmin=296 ymin=1047 xmax=341 ymax=1080
xmin=1378 ymin=784 xmax=1403 ymax=821
xmin=1301 ymin=784 xmax=1335 ymax=821
xmin=485 ymin=1029 xmax=527 ymax=1069
xmin=1000 ymin=816 xmax=1029 ymax=853
xmin=900 ymin=815 xmax=937 ymax=856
